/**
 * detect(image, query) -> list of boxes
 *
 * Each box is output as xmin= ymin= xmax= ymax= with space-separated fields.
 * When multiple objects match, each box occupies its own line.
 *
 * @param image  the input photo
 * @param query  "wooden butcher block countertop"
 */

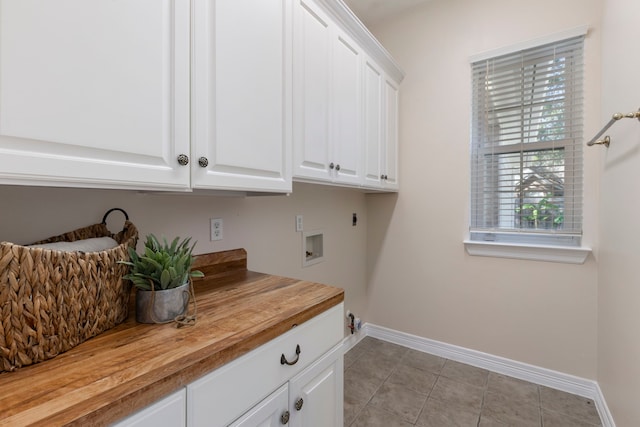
xmin=0 ymin=249 xmax=344 ymax=426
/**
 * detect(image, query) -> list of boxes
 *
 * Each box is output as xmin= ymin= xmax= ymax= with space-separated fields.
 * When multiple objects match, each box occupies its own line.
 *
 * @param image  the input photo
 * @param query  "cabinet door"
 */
xmin=288 ymin=344 xmax=343 ymax=427
xmin=363 ymin=63 xmax=400 ymax=192
xmin=293 ymin=0 xmax=362 ymax=187
xmin=363 ymin=58 xmax=384 ymax=188
xmin=292 ymin=0 xmax=332 ymax=182
xmin=113 ymin=389 xmax=186 ymax=427
xmin=330 ymin=29 xmax=362 ymax=185
xmin=382 ymin=77 xmax=399 ymax=190
xmin=192 ymin=0 xmax=292 ymax=193
xmin=0 ymin=0 xmax=190 ymax=190
xmin=228 ymin=384 xmax=289 ymax=427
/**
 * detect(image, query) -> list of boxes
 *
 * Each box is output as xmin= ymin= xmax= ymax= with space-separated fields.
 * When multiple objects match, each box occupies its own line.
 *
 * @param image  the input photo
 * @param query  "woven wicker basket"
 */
xmin=0 ymin=208 xmax=138 ymax=372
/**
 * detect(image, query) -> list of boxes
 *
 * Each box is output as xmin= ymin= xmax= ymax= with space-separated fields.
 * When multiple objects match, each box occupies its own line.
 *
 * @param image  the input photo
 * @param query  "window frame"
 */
xmin=465 ymin=27 xmax=591 ymax=263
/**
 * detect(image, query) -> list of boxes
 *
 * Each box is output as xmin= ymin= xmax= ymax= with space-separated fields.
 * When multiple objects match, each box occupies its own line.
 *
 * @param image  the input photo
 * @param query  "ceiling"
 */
xmin=342 ymin=0 xmax=431 ymax=27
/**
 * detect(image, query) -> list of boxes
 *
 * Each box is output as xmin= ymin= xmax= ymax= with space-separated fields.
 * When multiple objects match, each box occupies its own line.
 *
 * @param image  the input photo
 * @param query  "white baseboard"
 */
xmin=342 ymin=323 xmax=615 ymax=427
xmin=341 ymin=328 xmax=366 ymax=353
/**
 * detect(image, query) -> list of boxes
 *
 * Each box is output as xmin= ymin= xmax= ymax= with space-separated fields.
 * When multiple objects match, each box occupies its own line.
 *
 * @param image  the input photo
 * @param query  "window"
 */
xmin=469 ymin=35 xmax=584 ymax=247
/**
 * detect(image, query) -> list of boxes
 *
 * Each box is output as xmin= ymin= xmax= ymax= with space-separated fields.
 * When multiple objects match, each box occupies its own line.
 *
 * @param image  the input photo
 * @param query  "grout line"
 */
xmin=347 ymin=337 xmax=601 ymax=427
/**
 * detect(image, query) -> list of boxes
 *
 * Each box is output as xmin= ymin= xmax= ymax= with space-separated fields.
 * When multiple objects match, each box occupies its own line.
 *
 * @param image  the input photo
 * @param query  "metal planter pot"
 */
xmin=135 ymin=282 xmax=190 ymax=323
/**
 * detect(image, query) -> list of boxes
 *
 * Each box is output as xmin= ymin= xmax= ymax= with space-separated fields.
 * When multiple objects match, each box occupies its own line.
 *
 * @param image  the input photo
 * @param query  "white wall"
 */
xmin=366 ymin=0 xmax=602 ymax=379
xmin=0 ymin=182 xmax=369 ymax=327
xmin=598 ymin=0 xmax=640 ymax=424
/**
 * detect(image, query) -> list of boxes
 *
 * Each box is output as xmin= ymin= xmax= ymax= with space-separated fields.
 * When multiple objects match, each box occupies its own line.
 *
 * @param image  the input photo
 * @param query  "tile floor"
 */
xmin=344 ymin=337 xmax=602 ymax=427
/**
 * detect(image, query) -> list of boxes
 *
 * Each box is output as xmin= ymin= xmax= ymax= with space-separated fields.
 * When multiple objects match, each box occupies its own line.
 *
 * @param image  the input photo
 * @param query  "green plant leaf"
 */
xmin=160 ymin=269 xmax=171 ymax=290
xmin=169 ymin=236 xmax=180 ymax=255
xmin=120 ymin=233 xmax=204 ymax=290
xmin=190 ymin=269 xmax=205 ymax=278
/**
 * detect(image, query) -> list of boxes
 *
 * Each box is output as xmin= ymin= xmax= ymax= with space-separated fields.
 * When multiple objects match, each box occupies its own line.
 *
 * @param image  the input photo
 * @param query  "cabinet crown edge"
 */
xmin=312 ymin=0 xmax=405 ymax=83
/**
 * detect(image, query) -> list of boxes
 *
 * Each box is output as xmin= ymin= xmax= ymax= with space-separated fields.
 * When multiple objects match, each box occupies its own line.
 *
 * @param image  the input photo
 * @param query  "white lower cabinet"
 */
xmin=187 ymin=303 xmax=344 ymax=427
xmin=112 ymin=304 xmax=343 ymax=427
xmin=229 ymin=384 xmax=290 ymax=427
xmin=228 ymin=343 xmax=343 ymax=427
xmin=287 ymin=344 xmax=343 ymax=427
xmin=112 ymin=389 xmax=187 ymax=427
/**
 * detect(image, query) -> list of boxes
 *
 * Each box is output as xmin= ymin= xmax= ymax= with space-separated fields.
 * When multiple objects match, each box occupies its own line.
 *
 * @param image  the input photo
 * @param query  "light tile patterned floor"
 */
xmin=344 ymin=337 xmax=602 ymax=427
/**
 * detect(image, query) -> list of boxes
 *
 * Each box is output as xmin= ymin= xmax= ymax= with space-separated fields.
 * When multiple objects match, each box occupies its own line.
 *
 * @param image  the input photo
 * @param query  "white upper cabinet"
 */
xmin=330 ymin=29 xmax=362 ymax=186
xmin=293 ymin=0 xmax=403 ymax=191
xmin=0 ymin=0 xmax=191 ymax=190
xmin=292 ymin=0 xmax=332 ymax=182
xmin=363 ymin=58 xmax=384 ymax=188
xmin=0 ymin=0 xmax=397 ymax=193
xmin=382 ymin=77 xmax=400 ymax=190
xmin=293 ymin=0 xmax=362 ymax=186
xmin=191 ymin=0 xmax=292 ymax=193
xmin=0 ymin=0 xmax=292 ymax=193
xmin=363 ymin=57 xmax=399 ymax=191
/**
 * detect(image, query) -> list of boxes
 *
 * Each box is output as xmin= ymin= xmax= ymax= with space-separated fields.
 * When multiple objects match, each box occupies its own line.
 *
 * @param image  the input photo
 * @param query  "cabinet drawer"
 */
xmin=187 ymin=303 xmax=343 ymax=427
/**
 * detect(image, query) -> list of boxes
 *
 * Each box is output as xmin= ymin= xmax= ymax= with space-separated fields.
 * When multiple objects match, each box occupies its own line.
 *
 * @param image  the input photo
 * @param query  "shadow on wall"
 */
xmin=365 ymin=192 xmax=399 ymax=285
xmin=603 ymin=127 xmax=640 ymax=171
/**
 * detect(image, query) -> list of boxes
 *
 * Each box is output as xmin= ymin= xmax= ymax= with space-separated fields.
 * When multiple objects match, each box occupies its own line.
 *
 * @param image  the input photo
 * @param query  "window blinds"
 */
xmin=470 ymin=35 xmax=584 ymax=246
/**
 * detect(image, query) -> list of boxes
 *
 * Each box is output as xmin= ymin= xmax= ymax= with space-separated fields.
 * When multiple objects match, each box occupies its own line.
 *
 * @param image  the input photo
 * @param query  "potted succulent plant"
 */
xmin=120 ymin=234 xmax=204 ymax=324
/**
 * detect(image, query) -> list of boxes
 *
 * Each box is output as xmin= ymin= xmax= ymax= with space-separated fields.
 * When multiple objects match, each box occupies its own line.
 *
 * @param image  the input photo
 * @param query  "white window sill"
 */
xmin=463 ymin=240 xmax=591 ymax=264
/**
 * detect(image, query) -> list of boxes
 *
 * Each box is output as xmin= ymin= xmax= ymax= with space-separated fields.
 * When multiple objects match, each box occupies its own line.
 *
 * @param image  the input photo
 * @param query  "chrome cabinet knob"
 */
xmin=335 ymin=164 xmax=341 ymax=171
xmin=177 ymin=154 xmax=189 ymax=166
xmin=198 ymin=157 xmax=209 ymax=168
xmin=280 ymin=410 xmax=290 ymax=424
xmin=295 ymin=398 xmax=304 ymax=411
xmin=329 ymin=162 xmax=335 ymax=170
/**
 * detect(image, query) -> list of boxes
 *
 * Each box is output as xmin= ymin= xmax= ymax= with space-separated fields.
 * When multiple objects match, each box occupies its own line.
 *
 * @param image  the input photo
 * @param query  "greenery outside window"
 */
xmin=469 ymin=35 xmax=584 ymax=248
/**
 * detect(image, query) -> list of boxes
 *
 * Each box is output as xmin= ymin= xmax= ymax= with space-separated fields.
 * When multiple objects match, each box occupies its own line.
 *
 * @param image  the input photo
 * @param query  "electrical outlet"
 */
xmin=210 ymin=218 xmax=223 ymax=241
xmin=295 ymin=215 xmax=303 ymax=232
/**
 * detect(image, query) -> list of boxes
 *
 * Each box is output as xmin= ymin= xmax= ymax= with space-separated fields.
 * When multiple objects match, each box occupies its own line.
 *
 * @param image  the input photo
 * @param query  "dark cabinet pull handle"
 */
xmin=329 ymin=162 xmax=335 ymax=170
xmin=280 ymin=344 xmax=301 ymax=366
xmin=335 ymin=164 xmax=341 ymax=171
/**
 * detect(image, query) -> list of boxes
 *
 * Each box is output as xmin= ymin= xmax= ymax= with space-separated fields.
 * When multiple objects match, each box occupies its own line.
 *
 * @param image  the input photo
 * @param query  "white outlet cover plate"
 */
xmin=210 ymin=218 xmax=223 ymax=241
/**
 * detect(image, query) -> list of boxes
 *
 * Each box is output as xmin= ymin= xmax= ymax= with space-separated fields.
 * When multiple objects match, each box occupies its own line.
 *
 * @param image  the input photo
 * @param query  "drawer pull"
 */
xmin=280 ymin=344 xmax=301 ymax=366
xmin=295 ymin=397 xmax=304 ymax=411
xmin=280 ymin=410 xmax=290 ymax=424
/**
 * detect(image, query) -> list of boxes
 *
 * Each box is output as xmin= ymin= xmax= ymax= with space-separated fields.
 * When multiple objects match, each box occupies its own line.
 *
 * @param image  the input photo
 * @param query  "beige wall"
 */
xmin=0 ymin=182 xmax=369 ymax=324
xmin=366 ymin=0 xmax=602 ymax=379
xmin=598 ymin=0 xmax=640 ymax=424
xmin=7 ymin=1 xmax=640 ymax=421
